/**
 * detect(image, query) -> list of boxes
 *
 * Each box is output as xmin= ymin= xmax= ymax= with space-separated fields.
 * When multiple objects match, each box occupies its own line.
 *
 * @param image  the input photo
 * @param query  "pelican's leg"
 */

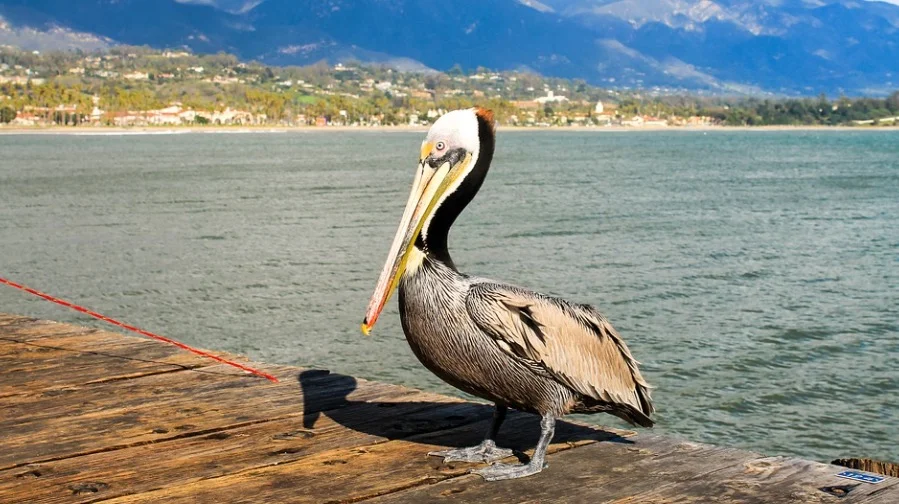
xmin=473 ymin=413 xmax=555 ymax=481
xmin=428 ymin=404 xmax=514 ymax=463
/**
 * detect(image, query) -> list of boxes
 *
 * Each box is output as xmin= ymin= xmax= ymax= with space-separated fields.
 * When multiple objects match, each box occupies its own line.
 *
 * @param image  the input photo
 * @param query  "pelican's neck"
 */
xmin=402 ymin=245 xmax=461 ymax=283
xmin=416 ymin=235 xmax=457 ymax=272
xmin=415 ymin=117 xmax=496 ymax=271
xmin=398 ymin=246 xmax=469 ymax=314
xmin=414 ymin=177 xmax=475 ymax=270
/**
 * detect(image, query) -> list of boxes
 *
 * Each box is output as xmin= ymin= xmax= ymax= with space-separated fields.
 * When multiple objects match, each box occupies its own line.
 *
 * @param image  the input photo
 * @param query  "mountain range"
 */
xmin=1 ymin=0 xmax=898 ymax=95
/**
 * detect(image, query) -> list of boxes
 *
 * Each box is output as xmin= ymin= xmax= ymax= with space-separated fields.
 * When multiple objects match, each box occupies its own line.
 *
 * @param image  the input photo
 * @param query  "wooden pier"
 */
xmin=1 ymin=313 xmax=896 ymax=503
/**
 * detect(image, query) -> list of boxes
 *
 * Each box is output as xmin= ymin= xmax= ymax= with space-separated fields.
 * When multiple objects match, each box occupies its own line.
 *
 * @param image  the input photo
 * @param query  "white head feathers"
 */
xmin=424 ymin=108 xmax=482 ymax=157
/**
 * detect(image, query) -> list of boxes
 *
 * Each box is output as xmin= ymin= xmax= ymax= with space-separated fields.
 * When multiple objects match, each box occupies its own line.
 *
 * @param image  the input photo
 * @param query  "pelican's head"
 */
xmin=362 ymin=107 xmax=496 ymax=335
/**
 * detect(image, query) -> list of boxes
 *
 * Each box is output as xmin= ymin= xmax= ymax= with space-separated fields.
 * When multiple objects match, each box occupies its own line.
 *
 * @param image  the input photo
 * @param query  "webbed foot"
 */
xmin=472 ymin=460 xmax=547 ymax=481
xmin=428 ymin=440 xmax=514 ymax=464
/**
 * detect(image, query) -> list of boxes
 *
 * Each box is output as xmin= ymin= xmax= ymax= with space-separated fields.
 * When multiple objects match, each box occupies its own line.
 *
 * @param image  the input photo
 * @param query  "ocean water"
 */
xmin=1 ymin=129 xmax=896 ymax=463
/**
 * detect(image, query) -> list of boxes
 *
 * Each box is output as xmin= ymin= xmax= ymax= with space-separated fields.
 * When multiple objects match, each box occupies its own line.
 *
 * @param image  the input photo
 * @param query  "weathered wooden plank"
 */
xmin=0 ymin=341 xmax=25 ymax=367
xmin=0 ymin=317 xmax=272 ymax=399
xmin=0 ymin=365 xmax=259 ymax=469
xmin=1 ymin=362 xmax=255 ymax=424
xmin=0 ymin=316 xmax=230 ymax=370
xmin=626 ymin=455 xmax=899 ymax=504
xmin=97 ymin=412 xmax=628 ymax=504
xmin=0 ymin=368 xmax=422 ymax=470
xmin=0 ymin=338 xmax=199 ymax=376
xmin=0 ymin=396 xmax=490 ymax=504
xmin=854 ymin=478 xmax=899 ymax=504
xmin=0 ymin=317 xmax=97 ymax=342
xmin=1 ymin=328 xmax=178 ymax=354
xmin=0 ymin=339 xmax=22 ymax=356
xmin=0 ymin=319 xmax=198 ymax=360
xmin=3 ymin=315 xmax=896 ymax=504
xmin=0 ymin=366 xmax=389 ymax=428
xmin=0 ymin=314 xmax=36 ymax=326
xmin=0 ymin=338 xmax=208 ymax=398
xmin=363 ymin=434 xmax=751 ymax=503
xmin=369 ymin=434 xmax=898 ymax=504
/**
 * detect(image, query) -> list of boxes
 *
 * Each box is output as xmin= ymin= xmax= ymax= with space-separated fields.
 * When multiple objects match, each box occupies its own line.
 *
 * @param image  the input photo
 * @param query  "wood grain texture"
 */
xmin=1 ymin=314 xmax=897 ymax=504
xmin=0 ymin=314 xmax=38 ymax=326
xmin=0 ymin=399 xmax=489 ymax=503
xmin=625 ymin=455 xmax=899 ymax=503
xmin=0 ymin=365 xmax=431 ymax=470
xmin=366 ymin=435 xmax=746 ymax=503
xmin=0 ymin=337 xmax=207 ymax=398
xmin=96 ymin=412 xmax=622 ymax=504
xmin=0 ymin=316 xmax=98 ymax=342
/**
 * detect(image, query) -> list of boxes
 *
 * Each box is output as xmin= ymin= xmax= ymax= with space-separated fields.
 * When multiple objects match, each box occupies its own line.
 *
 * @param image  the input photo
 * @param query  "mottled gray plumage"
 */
xmin=399 ymin=253 xmax=654 ymax=427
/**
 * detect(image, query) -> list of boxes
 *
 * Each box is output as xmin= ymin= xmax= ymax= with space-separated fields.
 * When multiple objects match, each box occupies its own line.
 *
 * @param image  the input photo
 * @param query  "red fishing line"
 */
xmin=0 ymin=276 xmax=279 ymax=383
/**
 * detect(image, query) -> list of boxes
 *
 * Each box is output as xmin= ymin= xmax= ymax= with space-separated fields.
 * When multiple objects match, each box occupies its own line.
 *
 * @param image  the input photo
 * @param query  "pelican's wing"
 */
xmin=466 ymin=282 xmax=653 ymax=421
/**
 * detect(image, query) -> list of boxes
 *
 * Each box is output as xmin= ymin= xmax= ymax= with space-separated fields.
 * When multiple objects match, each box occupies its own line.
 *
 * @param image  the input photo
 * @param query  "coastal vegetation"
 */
xmin=1 ymin=46 xmax=898 ymax=128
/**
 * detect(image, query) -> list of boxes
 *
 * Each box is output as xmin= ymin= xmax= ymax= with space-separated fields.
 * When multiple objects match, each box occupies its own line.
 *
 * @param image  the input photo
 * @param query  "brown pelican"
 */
xmin=362 ymin=107 xmax=654 ymax=481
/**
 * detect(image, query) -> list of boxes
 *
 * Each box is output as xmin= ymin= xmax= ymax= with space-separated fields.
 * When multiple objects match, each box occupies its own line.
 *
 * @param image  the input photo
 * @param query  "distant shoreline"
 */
xmin=1 ymin=124 xmax=898 ymax=135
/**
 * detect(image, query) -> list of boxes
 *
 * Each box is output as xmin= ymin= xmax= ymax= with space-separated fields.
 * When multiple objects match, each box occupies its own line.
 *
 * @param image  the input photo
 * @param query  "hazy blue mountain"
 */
xmin=0 ymin=0 xmax=243 ymax=53
xmin=2 ymin=0 xmax=898 ymax=94
xmin=543 ymin=0 xmax=899 ymax=94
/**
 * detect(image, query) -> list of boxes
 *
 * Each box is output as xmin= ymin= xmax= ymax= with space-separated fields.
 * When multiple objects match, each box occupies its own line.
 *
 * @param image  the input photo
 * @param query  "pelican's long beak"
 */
xmin=362 ymin=144 xmax=471 ymax=335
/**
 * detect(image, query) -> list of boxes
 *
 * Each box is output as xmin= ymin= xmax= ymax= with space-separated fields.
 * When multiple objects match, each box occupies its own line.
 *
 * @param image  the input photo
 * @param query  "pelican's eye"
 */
xmin=435 ymin=141 xmax=446 ymax=151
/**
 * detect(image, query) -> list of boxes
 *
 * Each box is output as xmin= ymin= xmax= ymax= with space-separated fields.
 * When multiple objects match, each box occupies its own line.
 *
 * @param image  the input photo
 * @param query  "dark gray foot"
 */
xmin=427 ymin=440 xmax=514 ymax=463
xmin=472 ymin=460 xmax=546 ymax=481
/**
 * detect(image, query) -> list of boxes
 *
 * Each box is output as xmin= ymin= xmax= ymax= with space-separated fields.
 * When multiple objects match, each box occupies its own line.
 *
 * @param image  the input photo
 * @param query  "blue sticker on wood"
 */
xmin=836 ymin=470 xmax=886 ymax=484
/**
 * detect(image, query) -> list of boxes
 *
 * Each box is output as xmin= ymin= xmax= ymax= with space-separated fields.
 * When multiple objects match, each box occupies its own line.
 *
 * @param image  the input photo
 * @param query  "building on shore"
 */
xmin=535 ymin=91 xmax=568 ymax=105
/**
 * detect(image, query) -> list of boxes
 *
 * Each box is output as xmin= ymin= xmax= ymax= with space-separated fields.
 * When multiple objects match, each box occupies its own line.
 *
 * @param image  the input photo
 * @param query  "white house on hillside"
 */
xmin=535 ymin=91 xmax=569 ymax=105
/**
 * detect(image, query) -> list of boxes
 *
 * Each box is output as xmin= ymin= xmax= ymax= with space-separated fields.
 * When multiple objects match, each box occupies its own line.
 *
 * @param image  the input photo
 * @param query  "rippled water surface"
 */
xmin=1 ymin=129 xmax=897 ymax=462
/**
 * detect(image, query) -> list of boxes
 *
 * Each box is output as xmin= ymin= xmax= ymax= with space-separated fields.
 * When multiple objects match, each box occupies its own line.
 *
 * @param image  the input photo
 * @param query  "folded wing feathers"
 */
xmin=467 ymin=283 xmax=653 ymax=417
xmin=579 ymin=304 xmax=654 ymax=416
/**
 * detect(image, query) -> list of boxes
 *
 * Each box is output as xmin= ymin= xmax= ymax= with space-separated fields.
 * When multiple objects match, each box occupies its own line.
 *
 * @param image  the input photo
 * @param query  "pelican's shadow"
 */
xmin=297 ymin=369 xmax=632 ymax=458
